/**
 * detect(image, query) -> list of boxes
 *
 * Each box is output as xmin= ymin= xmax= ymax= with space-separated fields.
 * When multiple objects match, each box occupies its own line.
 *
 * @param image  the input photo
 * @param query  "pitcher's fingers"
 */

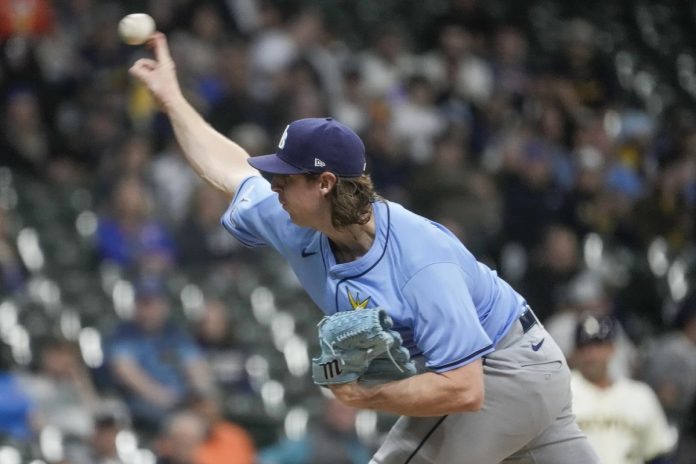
xmin=150 ymin=32 xmax=173 ymax=65
xmin=132 ymin=58 xmax=157 ymax=69
xmin=129 ymin=58 xmax=157 ymax=80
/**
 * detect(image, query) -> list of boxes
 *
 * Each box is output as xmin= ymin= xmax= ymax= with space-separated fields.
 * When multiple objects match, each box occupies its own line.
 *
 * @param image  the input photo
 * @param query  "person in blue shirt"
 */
xmin=128 ymin=32 xmax=599 ymax=463
xmin=106 ymin=278 xmax=212 ymax=431
xmin=0 ymin=341 xmax=34 ymax=442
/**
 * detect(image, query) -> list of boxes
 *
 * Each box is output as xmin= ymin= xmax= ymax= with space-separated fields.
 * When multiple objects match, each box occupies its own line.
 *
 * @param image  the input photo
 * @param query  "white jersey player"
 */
xmin=571 ymin=315 xmax=675 ymax=464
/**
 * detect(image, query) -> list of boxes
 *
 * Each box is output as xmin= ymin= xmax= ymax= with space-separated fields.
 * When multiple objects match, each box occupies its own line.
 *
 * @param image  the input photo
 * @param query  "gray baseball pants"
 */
xmin=370 ymin=317 xmax=600 ymax=464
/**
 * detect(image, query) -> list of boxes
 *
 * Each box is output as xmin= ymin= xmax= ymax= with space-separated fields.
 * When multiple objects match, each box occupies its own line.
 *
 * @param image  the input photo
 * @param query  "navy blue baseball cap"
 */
xmin=247 ymin=118 xmax=366 ymax=177
xmin=575 ymin=315 xmax=616 ymax=347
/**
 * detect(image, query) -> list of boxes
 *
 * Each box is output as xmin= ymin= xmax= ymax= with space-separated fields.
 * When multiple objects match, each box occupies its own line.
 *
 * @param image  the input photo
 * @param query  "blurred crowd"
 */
xmin=1 ymin=0 xmax=696 ymax=463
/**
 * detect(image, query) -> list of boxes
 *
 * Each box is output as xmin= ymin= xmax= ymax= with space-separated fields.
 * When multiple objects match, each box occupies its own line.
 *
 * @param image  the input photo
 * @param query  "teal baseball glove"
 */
xmin=311 ymin=308 xmax=416 ymax=386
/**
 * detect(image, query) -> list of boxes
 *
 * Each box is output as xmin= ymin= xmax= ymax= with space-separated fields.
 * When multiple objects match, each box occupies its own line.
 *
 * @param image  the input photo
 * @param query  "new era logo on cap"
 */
xmin=247 ymin=118 xmax=366 ymax=177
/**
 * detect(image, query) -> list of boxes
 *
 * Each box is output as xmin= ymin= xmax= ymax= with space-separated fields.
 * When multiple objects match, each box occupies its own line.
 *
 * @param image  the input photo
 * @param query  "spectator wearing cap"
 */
xmin=642 ymin=293 xmax=696 ymax=427
xmin=545 ymin=271 xmax=638 ymax=380
xmin=106 ymin=278 xmax=213 ymax=432
xmin=570 ymin=315 xmax=675 ymax=464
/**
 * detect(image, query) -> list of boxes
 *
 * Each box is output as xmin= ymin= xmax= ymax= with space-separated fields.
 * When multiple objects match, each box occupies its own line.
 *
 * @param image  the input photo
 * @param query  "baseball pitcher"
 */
xmin=129 ymin=32 xmax=600 ymax=464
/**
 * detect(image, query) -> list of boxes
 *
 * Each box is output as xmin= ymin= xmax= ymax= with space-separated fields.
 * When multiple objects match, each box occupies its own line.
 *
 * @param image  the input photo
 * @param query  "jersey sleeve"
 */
xmin=220 ymin=175 xmax=297 ymax=251
xmin=402 ymin=262 xmax=493 ymax=372
xmin=639 ymin=385 xmax=676 ymax=460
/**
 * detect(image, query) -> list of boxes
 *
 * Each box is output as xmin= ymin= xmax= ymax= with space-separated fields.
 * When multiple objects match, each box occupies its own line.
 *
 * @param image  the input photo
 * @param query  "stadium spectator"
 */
xmin=362 ymin=123 xmax=412 ymax=203
xmin=420 ymin=21 xmax=493 ymax=106
xmin=187 ymin=393 xmax=256 ymax=464
xmin=674 ymin=392 xmax=696 ymax=464
xmin=86 ymin=412 xmax=127 ymax=464
xmin=155 ymin=410 xmax=207 ymax=464
xmin=359 ymin=24 xmax=415 ymax=100
xmin=557 ymin=145 xmax=606 ymax=237
xmin=149 ymin=137 xmax=201 ymax=228
xmin=0 ymin=340 xmax=34 ymax=442
xmin=19 ymin=336 xmax=99 ymax=439
xmin=259 ymin=397 xmax=371 ymax=464
xmin=207 ymin=42 xmax=268 ymax=137
xmin=642 ymin=293 xmax=696 ymax=426
xmin=193 ymin=299 xmax=250 ymax=393
xmin=106 ymin=278 xmax=213 ymax=431
xmin=520 ymin=224 xmax=582 ymax=321
xmin=546 ymin=271 xmax=638 ymax=380
xmin=411 ymin=133 xmax=501 ymax=255
xmin=390 ymin=75 xmax=446 ymax=163
xmin=0 ymin=208 xmax=26 ymax=294
xmin=333 ymin=65 xmax=370 ymax=134
xmin=176 ymin=184 xmax=242 ymax=267
xmin=633 ymin=158 xmax=695 ymax=252
xmin=422 ymin=0 xmax=495 ymax=52
xmin=490 ymin=25 xmax=530 ymax=106
xmin=499 ymin=135 xmax=565 ymax=251
xmin=97 ymin=134 xmax=153 ymax=196
xmin=570 ymin=315 xmax=675 ymax=464
xmin=551 ymin=18 xmax=618 ymax=111
xmin=168 ymin=2 xmax=227 ymax=104
xmin=0 ymin=0 xmax=54 ymax=40
xmin=96 ymin=176 xmax=177 ymax=273
xmin=0 ymin=89 xmax=53 ymax=176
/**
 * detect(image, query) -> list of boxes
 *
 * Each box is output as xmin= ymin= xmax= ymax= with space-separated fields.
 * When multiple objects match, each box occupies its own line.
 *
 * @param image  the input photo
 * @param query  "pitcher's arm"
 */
xmin=129 ymin=32 xmax=258 ymax=197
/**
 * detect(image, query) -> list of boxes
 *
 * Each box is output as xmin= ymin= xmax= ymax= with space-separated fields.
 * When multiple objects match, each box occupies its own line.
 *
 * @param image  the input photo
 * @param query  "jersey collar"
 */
xmin=322 ymin=201 xmax=390 ymax=280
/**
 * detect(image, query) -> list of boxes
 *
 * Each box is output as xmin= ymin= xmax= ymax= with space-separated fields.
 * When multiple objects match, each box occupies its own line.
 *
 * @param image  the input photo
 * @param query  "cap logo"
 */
xmin=278 ymin=125 xmax=289 ymax=149
xmin=314 ymin=158 xmax=326 ymax=167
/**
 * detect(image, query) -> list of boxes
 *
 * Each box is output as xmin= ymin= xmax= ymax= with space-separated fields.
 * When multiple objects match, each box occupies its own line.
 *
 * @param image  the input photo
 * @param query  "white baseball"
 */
xmin=118 ymin=13 xmax=156 ymax=45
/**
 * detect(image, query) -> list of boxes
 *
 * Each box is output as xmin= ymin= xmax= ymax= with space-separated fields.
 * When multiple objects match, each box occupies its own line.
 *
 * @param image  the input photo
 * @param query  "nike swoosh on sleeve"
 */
xmin=301 ymin=248 xmax=317 ymax=258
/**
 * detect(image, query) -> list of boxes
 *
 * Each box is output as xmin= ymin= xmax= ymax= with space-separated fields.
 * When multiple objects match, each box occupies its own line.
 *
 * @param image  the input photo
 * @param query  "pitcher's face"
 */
xmin=271 ymin=174 xmax=325 ymax=227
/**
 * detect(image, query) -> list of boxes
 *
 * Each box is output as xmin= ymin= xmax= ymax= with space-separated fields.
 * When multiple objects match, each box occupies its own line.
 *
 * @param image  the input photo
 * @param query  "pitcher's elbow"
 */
xmin=452 ymin=386 xmax=484 ymax=413
xmin=468 ymin=388 xmax=484 ymax=411
xmin=462 ymin=384 xmax=484 ymax=412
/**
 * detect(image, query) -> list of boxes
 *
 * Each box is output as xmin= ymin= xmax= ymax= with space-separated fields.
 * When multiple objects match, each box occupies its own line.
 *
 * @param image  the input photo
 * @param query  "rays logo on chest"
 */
xmin=347 ymin=288 xmax=371 ymax=310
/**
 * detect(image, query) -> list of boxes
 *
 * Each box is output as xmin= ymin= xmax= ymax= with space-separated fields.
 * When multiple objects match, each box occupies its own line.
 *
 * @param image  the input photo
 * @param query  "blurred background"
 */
xmin=0 ymin=0 xmax=695 ymax=463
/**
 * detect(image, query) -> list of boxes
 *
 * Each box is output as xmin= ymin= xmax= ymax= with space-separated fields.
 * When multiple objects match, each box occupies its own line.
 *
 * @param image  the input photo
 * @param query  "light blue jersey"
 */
xmin=221 ymin=176 xmax=527 ymax=372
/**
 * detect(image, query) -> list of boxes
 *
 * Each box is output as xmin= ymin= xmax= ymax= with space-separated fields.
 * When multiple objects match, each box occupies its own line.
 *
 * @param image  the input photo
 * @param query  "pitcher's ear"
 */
xmin=318 ymin=172 xmax=338 ymax=195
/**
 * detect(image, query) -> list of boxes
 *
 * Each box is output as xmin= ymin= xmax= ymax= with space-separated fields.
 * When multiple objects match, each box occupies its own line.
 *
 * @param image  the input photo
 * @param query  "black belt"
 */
xmin=519 ymin=305 xmax=538 ymax=333
xmin=483 ymin=306 xmax=539 ymax=364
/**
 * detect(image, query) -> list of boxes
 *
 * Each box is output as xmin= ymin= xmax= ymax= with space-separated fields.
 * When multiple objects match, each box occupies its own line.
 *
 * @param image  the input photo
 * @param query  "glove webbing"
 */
xmin=316 ymin=317 xmax=406 ymax=373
